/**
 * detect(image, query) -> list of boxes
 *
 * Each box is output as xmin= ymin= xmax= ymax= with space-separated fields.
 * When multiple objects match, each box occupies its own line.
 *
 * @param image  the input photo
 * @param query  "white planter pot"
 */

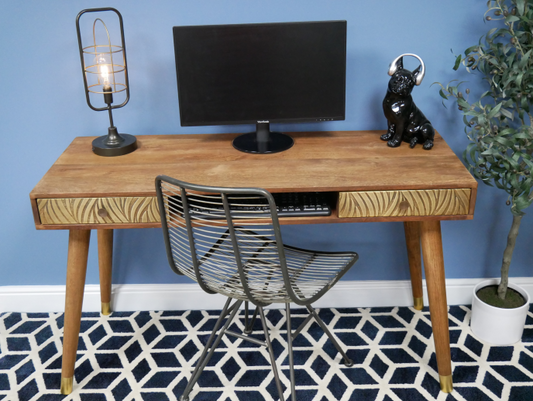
xmin=470 ymin=278 xmax=531 ymax=345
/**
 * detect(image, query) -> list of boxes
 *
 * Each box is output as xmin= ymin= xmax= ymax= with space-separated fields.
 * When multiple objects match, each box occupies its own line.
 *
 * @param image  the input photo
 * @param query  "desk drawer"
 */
xmin=37 ymin=197 xmax=160 ymax=225
xmin=338 ymin=189 xmax=471 ymax=218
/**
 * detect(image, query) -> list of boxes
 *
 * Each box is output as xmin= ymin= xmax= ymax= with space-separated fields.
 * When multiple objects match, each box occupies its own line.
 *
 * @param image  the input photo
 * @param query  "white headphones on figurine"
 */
xmin=388 ymin=53 xmax=425 ymax=86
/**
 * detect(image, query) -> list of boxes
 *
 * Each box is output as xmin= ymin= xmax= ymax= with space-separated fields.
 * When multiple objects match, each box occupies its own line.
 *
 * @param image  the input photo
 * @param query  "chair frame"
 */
xmin=155 ymin=175 xmax=358 ymax=401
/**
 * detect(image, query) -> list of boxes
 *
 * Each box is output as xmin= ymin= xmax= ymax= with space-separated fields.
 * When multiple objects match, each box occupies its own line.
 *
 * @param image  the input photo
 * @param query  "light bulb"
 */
xmin=96 ymin=54 xmax=111 ymax=87
xmin=100 ymin=65 xmax=109 ymax=85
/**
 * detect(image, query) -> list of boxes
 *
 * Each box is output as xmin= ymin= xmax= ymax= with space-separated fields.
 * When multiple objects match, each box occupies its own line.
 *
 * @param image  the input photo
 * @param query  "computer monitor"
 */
xmin=173 ymin=20 xmax=347 ymax=154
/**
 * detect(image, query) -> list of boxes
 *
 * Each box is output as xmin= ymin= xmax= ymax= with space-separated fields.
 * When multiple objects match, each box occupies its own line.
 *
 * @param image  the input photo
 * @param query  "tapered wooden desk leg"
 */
xmin=97 ymin=229 xmax=113 ymax=315
xmin=61 ymin=229 xmax=91 ymax=395
xmin=404 ymin=222 xmax=424 ymax=310
xmin=420 ymin=220 xmax=453 ymax=393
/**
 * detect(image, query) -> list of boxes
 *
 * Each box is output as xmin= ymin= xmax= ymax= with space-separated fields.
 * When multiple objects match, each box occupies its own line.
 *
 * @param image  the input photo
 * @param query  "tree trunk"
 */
xmin=498 ymin=214 xmax=523 ymax=300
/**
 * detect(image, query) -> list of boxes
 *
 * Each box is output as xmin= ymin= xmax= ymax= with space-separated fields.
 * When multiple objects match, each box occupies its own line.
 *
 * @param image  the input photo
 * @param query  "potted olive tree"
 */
xmin=437 ymin=0 xmax=532 ymax=344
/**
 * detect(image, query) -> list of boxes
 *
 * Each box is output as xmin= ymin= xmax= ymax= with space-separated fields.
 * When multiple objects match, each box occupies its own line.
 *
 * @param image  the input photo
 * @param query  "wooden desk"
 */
xmin=30 ymin=130 xmax=477 ymax=394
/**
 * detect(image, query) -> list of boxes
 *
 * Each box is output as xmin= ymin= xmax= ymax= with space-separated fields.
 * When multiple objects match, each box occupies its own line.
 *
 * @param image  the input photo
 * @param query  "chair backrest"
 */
xmin=155 ymin=175 xmax=290 ymax=307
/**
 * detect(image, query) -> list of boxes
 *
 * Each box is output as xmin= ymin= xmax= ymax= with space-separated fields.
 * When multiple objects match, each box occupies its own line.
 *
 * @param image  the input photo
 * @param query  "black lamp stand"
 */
xmin=92 ymin=86 xmax=137 ymax=156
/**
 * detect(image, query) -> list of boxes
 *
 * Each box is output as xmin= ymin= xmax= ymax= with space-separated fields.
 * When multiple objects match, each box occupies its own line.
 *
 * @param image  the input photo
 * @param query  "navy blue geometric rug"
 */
xmin=2 ymin=305 xmax=533 ymax=401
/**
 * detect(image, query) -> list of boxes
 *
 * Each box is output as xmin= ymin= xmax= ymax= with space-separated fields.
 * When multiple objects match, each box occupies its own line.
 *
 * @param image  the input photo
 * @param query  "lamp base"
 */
xmin=92 ymin=133 xmax=137 ymax=157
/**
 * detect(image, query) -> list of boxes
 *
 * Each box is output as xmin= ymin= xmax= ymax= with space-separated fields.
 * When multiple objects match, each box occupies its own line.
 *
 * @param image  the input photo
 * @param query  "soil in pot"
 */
xmin=476 ymin=285 xmax=527 ymax=309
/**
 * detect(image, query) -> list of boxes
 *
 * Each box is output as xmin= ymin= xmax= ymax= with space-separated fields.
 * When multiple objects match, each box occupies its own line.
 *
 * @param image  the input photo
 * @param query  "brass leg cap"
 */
xmin=101 ymin=302 xmax=111 ymax=315
xmin=439 ymin=374 xmax=453 ymax=393
xmin=413 ymin=297 xmax=424 ymax=311
xmin=60 ymin=377 xmax=73 ymax=395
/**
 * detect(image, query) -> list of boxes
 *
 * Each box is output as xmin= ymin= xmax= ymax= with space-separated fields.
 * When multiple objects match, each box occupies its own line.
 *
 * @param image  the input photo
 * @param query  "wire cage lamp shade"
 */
xmin=76 ymin=8 xmax=137 ymax=157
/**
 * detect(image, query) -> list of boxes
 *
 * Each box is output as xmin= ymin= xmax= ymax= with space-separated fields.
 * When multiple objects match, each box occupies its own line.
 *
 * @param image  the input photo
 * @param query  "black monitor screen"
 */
xmin=173 ymin=21 xmax=347 ymax=127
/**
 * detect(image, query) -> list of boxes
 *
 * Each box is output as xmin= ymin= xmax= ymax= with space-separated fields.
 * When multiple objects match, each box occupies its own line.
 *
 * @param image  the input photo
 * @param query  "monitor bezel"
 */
xmin=172 ymin=20 xmax=347 ymax=128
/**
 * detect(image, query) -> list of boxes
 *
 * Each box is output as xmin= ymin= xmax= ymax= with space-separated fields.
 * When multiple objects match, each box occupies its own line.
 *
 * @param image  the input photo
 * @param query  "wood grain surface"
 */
xmin=338 ymin=188 xmax=471 ymax=218
xmin=37 ymin=197 xmax=159 ymax=225
xmin=30 ymin=131 xmax=478 ymax=228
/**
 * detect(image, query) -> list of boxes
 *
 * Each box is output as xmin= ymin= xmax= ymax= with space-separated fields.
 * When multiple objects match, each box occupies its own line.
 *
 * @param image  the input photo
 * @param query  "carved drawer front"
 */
xmin=37 ymin=197 xmax=160 ymax=225
xmin=338 ymin=189 xmax=471 ymax=218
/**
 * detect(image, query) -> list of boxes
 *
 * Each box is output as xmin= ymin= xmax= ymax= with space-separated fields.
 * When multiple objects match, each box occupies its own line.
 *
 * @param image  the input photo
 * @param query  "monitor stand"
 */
xmin=233 ymin=122 xmax=294 ymax=154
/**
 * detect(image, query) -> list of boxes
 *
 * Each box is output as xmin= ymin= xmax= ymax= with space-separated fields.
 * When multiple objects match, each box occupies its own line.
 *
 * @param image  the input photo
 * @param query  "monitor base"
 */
xmin=232 ymin=123 xmax=294 ymax=154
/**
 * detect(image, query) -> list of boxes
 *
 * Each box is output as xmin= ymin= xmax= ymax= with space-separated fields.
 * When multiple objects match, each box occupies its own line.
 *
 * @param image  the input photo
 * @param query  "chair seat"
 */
xmin=200 ymin=242 xmax=357 ymax=306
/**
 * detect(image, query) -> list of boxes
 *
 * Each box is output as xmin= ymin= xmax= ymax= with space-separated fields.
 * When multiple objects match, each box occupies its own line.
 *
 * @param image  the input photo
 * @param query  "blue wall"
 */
xmin=1 ymin=1 xmax=531 ymax=287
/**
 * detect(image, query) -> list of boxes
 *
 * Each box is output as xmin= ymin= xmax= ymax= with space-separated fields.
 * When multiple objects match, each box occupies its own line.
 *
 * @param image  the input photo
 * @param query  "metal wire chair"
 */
xmin=155 ymin=175 xmax=359 ymax=401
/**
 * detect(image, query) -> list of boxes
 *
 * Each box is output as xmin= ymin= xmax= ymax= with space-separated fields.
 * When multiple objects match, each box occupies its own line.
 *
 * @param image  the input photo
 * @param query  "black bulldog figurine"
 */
xmin=381 ymin=53 xmax=435 ymax=150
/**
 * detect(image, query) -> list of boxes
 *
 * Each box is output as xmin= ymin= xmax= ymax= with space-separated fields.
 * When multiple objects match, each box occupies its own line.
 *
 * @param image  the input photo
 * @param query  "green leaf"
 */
xmin=487 ymin=56 xmax=500 ymax=67
xmin=521 ymin=95 xmax=530 ymax=113
xmin=506 ymin=155 xmax=521 ymax=170
xmin=522 ymin=157 xmax=533 ymax=169
xmin=487 ymin=27 xmax=499 ymax=38
xmin=487 ymin=103 xmax=502 ymax=119
xmin=453 ymin=55 xmax=462 ymax=71
xmin=465 ymin=143 xmax=478 ymax=163
xmin=481 ymin=147 xmax=501 ymax=157
xmin=513 ymin=194 xmax=532 ymax=213
xmin=517 ymin=72 xmax=525 ymax=88
xmin=507 ymin=51 xmax=516 ymax=67
xmin=457 ymin=98 xmax=470 ymax=109
xmin=480 ymin=91 xmax=492 ymax=99
xmin=499 ymin=128 xmax=515 ymax=136
xmin=501 ymin=108 xmax=514 ymax=120
xmin=516 ymin=0 xmax=526 ymax=15
xmin=494 ymin=180 xmax=506 ymax=190
xmin=505 ymin=15 xmax=520 ymax=23
xmin=464 ymin=45 xmax=479 ymax=56
xmin=520 ymin=176 xmax=533 ymax=192
xmin=519 ymin=50 xmax=532 ymax=69
xmin=492 ymin=28 xmax=511 ymax=38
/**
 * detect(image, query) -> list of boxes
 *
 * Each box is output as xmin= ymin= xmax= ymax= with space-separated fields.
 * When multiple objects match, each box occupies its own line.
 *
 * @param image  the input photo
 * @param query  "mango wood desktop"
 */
xmin=29 ymin=130 xmax=477 ymax=395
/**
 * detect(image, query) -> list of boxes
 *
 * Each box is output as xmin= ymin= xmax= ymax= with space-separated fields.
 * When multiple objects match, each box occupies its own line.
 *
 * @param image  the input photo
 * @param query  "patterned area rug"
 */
xmin=1 ymin=305 xmax=533 ymax=401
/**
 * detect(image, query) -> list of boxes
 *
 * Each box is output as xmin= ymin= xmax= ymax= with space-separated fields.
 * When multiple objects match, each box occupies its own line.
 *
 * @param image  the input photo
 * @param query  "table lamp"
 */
xmin=76 ymin=8 xmax=137 ymax=156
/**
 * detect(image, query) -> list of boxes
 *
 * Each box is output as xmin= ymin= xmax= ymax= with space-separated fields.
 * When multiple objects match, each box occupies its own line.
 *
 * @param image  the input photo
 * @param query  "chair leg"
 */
xmin=286 ymin=303 xmax=297 ymax=401
xmin=244 ymin=301 xmax=259 ymax=335
xmin=180 ymin=298 xmax=243 ymax=401
xmin=258 ymin=306 xmax=285 ymax=401
xmin=306 ymin=305 xmax=353 ymax=367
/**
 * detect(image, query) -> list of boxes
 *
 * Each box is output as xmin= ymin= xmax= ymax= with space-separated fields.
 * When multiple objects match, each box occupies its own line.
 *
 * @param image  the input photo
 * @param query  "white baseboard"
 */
xmin=2 ymin=278 xmax=533 ymax=313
